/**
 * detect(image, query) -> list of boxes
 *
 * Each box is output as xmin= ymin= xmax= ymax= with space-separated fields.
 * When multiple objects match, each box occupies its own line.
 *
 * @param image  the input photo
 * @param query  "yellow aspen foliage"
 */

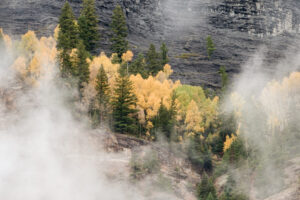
xmin=89 ymin=52 xmax=120 ymax=87
xmin=223 ymin=134 xmax=237 ymax=152
xmin=230 ymin=92 xmax=245 ymax=119
xmin=259 ymin=72 xmax=300 ymax=134
xmin=81 ymin=52 xmax=120 ymax=111
xmin=28 ymin=56 xmax=41 ymax=78
xmin=155 ymin=64 xmax=174 ymax=83
xmin=9 ymin=30 xmax=57 ymax=85
xmin=130 ymin=69 xmax=180 ymax=134
xmin=175 ymin=85 xmax=219 ymax=138
xmin=11 ymin=57 xmax=28 ymax=78
xmin=121 ymin=50 xmax=134 ymax=62
xmin=54 ymin=25 xmax=60 ymax=41
xmin=0 ymin=28 xmax=12 ymax=49
xmin=19 ymin=30 xmax=39 ymax=57
xmin=184 ymin=100 xmax=204 ymax=137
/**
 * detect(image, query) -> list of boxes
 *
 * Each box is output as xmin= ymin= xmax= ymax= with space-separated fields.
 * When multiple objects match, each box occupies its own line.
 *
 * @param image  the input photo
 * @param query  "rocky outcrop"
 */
xmin=0 ymin=0 xmax=300 ymax=87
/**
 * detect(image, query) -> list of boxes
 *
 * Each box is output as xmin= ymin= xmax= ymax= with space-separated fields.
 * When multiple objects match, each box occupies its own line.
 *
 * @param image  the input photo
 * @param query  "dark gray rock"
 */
xmin=0 ymin=0 xmax=299 ymax=88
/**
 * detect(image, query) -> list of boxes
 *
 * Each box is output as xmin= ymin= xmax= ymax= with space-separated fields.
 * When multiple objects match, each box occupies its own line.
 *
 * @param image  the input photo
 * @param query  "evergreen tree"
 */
xmin=153 ymin=92 xmax=177 ymax=140
xmin=206 ymin=193 xmax=216 ymax=200
xmin=110 ymin=4 xmax=128 ymax=59
xmin=57 ymin=2 xmax=79 ymax=50
xmin=74 ymin=40 xmax=90 ymax=93
xmin=197 ymin=174 xmax=217 ymax=200
xmin=219 ymin=66 xmax=228 ymax=90
xmin=111 ymin=74 xmax=138 ymax=134
xmin=78 ymin=0 xmax=99 ymax=53
xmin=57 ymin=2 xmax=79 ymax=77
xmin=95 ymin=65 xmax=110 ymax=124
xmin=129 ymin=53 xmax=147 ymax=78
xmin=160 ymin=42 xmax=169 ymax=66
xmin=206 ymin=35 xmax=216 ymax=59
xmin=188 ymin=136 xmax=213 ymax=173
xmin=146 ymin=44 xmax=161 ymax=76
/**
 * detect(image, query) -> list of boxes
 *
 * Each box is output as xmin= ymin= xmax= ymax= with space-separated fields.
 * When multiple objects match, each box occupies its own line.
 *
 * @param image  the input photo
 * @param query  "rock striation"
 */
xmin=0 ymin=0 xmax=300 ymax=87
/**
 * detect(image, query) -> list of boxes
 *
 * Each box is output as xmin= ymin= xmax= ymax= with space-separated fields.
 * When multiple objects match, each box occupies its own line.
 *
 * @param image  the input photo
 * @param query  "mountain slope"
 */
xmin=1 ymin=0 xmax=300 ymax=87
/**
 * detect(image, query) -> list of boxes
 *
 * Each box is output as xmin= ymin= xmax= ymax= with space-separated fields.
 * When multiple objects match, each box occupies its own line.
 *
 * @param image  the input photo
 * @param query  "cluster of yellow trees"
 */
xmin=224 ymin=72 xmax=300 ymax=152
xmin=7 ymin=31 xmax=57 ymax=85
xmin=3 ymin=29 xmax=224 ymax=143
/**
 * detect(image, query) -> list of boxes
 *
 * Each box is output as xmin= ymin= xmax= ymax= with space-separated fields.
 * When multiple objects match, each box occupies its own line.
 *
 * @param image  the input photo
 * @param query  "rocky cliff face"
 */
xmin=0 ymin=0 xmax=300 ymax=87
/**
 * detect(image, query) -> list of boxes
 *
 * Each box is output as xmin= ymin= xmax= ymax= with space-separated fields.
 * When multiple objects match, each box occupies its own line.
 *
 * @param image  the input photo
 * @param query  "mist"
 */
xmin=224 ymin=47 xmax=300 ymax=199
xmin=0 ymin=33 xmax=179 ymax=200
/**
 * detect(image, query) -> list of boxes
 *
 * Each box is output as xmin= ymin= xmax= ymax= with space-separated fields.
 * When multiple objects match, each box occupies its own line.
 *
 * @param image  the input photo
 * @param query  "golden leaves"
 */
xmin=9 ymin=30 xmax=57 ymax=85
xmin=130 ymin=65 xmax=180 ymax=135
xmin=89 ymin=52 xmax=120 ymax=86
xmin=223 ymin=134 xmax=236 ymax=152
xmin=122 ymin=50 xmax=133 ymax=62
xmin=185 ymin=100 xmax=204 ymax=136
xmin=175 ymin=85 xmax=219 ymax=139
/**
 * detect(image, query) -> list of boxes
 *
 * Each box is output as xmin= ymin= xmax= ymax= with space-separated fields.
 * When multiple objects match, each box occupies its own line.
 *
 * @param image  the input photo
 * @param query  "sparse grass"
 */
xmin=130 ymin=150 xmax=160 ymax=180
xmin=175 ymin=53 xmax=200 ymax=59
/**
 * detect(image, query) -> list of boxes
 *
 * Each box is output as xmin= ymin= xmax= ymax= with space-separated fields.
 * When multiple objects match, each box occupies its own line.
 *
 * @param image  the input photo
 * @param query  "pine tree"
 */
xmin=74 ymin=40 xmax=90 ymax=93
xmin=219 ymin=66 xmax=228 ymax=90
xmin=78 ymin=0 xmax=99 ymax=53
xmin=146 ymin=44 xmax=161 ymax=76
xmin=160 ymin=42 xmax=169 ymax=66
xmin=95 ymin=65 xmax=110 ymax=124
xmin=57 ymin=2 xmax=79 ymax=77
xmin=111 ymin=74 xmax=138 ymax=134
xmin=110 ymin=4 xmax=128 ymax=59
xmin=153 ymin=92 xmax=177 ymax=140
xmin=57 ymin=2 xmax=79 ymax=50
xmin=129 ymin=53 xmax=147 ymax=78
xmin=197 ymin=174 xmax=217 ymax=200
xmin=206 ymin=35 xmax=216 ymax=59
xmin=206 ymin=193 xmax=215 ymax=200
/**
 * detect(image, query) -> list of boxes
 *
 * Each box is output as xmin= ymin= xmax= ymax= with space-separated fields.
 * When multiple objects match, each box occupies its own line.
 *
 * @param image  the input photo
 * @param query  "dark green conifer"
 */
xmin=146 ymin=44 xmax=161 ymax=76
xmin=206 ymin=35 xmax=216 ymax=59
xmin=160 ymin=42 xmax=169 ymax=66
xmin=206 ymin=193 xmax=215 ymax=200
xmin=219 ymin=66 xmax=228 ymax=90
xmin=129 ymin=53 xmax=147 ymax=78
xmin=153 ymin=92 xmax=177 ymax=140
xmin=111 ymin=74 xmax=138 ymax=134
xmin=57 ymin=2 xmax=79 ymax=77
xmin=110 ymin=4 xmax=128 ymax=59
xmin=75 ymin=40 xmax=90 ymax=92
xmin=95 ymin=65 xmax=110 ymax=124
xmin=57 ymin=2 xmax=79 ymax=50
xmin=197 ymin=174 xmax=218 ymax=200
xmin=78 ymin=0 xmax=99 ymax=53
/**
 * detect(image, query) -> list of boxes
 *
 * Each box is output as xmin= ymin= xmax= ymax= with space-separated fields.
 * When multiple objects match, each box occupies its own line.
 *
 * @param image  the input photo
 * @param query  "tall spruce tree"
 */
xmin=110 ymin=4 xmax=128 ymax=59
xmin=219 ymin=66 xmax=228 ymax=91
xmin=206 ymin=35 xmax=216 ymax=59
xmin=95 ymin=65 xmax=110 ymax=124
xmin=57 ymin=2 xmax=79 ymax=77
xmin=74 ymin=40 xmax=90 ymax=93
xmin=129 ymin=53 xmax=147 ymax=78
xmin=160 ymin=42 xmax=169 ymax=66
xmin=111 ymin=74 xmax=138 ymax=134
xmin=146 ymin=44 xmax=161 ymax=76
xmin=197 ymin=174 xmax=217 ymax=200
xmin=78 ymin=0 xmax=99 ymax=53
xmin=206 ymin=193 xmax=215 ymax=200
xmin=57 ymin=2 xmax=79 ymax=50
xmin=153 ymin=92 xmax=177 ymax=140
